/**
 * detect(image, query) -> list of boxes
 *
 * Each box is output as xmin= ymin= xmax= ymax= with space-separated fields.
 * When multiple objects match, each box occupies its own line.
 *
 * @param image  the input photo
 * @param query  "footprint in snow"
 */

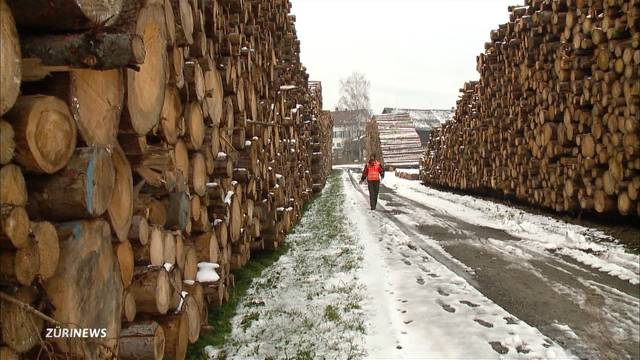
xmin=437 ymin=288 xmax=449 ymax=296
xmin=402 ymin=259 xmax=412 ymax=266
xmin=427 ymin=273 xmax=440 ymax=278
xmin=403 ymin=319 xmax=413 ymax=324
xmin=441 ymin=304 xmax=456 ymax=313
xmin=474 ymin=319 xmax=494 ymax=328
xmin=416 ymin=277 xmax=425 ymax=285
xmin=503 ymin=316 xmax=519 ymax=325
xmin=516 ymin=345 xmax=531 ymax=354
xmin=459 ymin=300 xmax=480 ymax=308
xmin=489 ymin=341 xmax=509 ymax=354
xmin=407 ymin=243 xmax=418 ymax=251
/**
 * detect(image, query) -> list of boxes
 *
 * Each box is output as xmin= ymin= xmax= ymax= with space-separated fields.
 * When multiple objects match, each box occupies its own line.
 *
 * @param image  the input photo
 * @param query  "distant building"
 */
xmin=382 ymin=108 xmax=453 ymax=146
xmin=331 ymin=109 xmax=369 ymax=164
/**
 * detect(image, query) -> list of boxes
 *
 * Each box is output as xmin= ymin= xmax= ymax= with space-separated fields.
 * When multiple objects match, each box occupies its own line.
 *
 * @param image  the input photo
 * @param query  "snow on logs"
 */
xmin=422 ymin=0 xmax=640 ymax=218
xmin=0 ymin=0 xmax=332 ymax=358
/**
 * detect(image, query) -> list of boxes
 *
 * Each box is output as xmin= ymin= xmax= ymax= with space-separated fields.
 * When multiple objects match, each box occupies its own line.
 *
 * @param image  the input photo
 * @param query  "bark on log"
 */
xmin=21 ymin=32 xmax=144 ymax=69
xmin=44 ymin=220 xmax=122 ymax=357
xmin=165 ymin=192 xmax=191 ymax=231
xmin=119 ymin=320 xmax=165 ymax=360
xmin=6 ymin=0 xmax=123 ymax=31
xmin=26 ymin=147 xmax=115 ymax=220
xmin=156 ymin=311 xmax=188 ymax=360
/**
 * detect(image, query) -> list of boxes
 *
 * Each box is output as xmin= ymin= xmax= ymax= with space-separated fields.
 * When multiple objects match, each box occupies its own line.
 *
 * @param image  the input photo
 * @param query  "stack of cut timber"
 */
xmin=422 ymin=0 xmax=640 ymax=218
xmin=0 ymin=0 xmax=331 ymax=358
xmin=309 ymin=81 xmax=334 ymax=192
xmin=395 ymin=169 xmax=421 ymax=181
xmin=366 ymin=112 xmax=423 ymax=168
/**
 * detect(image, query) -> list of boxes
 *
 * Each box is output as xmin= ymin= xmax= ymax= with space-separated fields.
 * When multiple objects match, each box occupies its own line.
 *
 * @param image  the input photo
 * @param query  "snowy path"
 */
xmin=211 ymin=169 xmax=639 ymax=360
xmin=345 ymin=169 xmax=639 ymax=360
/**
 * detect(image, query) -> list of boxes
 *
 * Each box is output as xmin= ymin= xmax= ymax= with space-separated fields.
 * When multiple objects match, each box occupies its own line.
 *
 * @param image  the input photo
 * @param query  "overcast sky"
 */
xmin=290 ymin=0 xmax=515 ymax=113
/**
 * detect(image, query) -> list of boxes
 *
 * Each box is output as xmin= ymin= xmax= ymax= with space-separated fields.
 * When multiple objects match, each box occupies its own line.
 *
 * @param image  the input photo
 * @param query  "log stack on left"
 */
xmin=0 ymin=0 xmax=332 ymax=358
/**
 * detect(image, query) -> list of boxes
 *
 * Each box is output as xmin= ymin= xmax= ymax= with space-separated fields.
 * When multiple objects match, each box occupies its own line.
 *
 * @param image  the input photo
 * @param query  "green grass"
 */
xmin=186 ymin=242 xmax=290 ymax=359
xmin=186 ymin=171 xmax=341 ymax=359
xmin=323 ymin=305 xmax=341 ymax=322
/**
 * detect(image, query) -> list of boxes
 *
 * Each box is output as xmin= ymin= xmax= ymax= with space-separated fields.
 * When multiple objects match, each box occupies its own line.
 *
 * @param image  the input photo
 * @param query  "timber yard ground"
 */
xmin=193 ymin=169 xmax=640 ymax=360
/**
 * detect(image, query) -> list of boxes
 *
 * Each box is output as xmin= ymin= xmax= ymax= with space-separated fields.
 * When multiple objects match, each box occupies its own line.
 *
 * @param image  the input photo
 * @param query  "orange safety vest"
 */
xmin=367 ymin=161 xmax=382 ymax=181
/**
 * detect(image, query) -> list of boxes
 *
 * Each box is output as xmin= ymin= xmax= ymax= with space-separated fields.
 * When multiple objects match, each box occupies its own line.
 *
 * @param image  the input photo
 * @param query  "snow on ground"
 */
xmin=343 ymin=172 xmax=574 ymax=360
xmin=206 ymin=169 xmax=637 ymax=359
xmin=382 ymin=172 xmax=640 ymax=286
xmin=394 ymin=168 xmax=420 ymax=174
xmin=210 ymin=173 xmax=368 ymax=359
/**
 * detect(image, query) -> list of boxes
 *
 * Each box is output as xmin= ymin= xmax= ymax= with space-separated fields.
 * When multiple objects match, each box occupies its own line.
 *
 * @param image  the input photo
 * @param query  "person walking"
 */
xmin=360 ymin=154 xmax=385 ymax=210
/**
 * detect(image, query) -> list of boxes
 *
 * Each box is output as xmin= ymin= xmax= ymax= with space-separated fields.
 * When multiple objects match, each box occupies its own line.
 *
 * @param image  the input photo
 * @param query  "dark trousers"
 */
xmin=367 ymin=180 xmax=380 ymax=210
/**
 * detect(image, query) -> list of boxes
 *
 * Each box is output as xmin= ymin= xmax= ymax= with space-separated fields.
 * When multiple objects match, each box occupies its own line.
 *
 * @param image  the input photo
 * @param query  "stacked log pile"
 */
xmin=422 ymin=0 xmax=640 ymax=218
xmin=0 ymin=0 xmax=331 ymax=358
xmin=366 ymin=112 xmax=423 ymax=168
xmin=395 ymin=169 xmax=421 ymax=181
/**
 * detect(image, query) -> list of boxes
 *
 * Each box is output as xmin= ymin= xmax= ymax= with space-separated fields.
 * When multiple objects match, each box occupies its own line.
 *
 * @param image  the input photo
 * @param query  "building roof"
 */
xmin=382 ymin=108 xmax=453 ymax=131
xmin=371 ymin=112 xmax=423 ymax=168
xmin=330 ymin=109 xmax=369 ymax=127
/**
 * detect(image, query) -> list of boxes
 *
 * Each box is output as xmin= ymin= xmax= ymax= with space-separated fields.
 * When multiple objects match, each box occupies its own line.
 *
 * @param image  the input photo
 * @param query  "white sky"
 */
xmin=290 ymin=0 xmax=516 ymax=113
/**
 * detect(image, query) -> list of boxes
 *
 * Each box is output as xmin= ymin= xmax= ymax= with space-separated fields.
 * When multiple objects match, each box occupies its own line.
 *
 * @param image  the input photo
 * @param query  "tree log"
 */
xmin=31 ymin=221 xmax=58 ymax=280
xmin=0 ymin=120 xmax=15 ymax=164
xmin=156 ymin=312 xmax=188 ymax=360
xmin=0 ymin=206 xmax=28 ymax=249
xmin=0 ymin=0 xmax=20 ymax=116
xmin=21 ymin=32 xmax=144 ymax=69
xmin=0 ymin=286 xmax=43 ymax=354
xmin=130 ymin=266 xmax=171 ymax=315
xmin=115 ymin=1 xmax=168 ymax=136
xmin=0 ymin=164 xmax=26 ymax=207
xmin=44 ymin=220 xmax=122 ymax=357
xmin=26 ymin=147 xmax=115 ymax=220
xmin=0 ymin=237 xmax=38 ymax=285
xmin=4 ymin=95 xmax=77 ymax=174
xmin=108 ymin=145 xmax=134 ymax=241
xmin=114 ymin=239 xmax=134 ymax=288
xmin=6 ymin=0 xmax=123 ymax=31
xmin=119 ymin=320 xmax=165 ymax=360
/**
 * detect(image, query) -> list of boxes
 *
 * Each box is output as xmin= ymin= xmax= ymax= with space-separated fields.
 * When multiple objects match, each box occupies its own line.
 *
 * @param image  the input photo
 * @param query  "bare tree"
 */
xmin=337 ymin=72 xmax=371 ymax=114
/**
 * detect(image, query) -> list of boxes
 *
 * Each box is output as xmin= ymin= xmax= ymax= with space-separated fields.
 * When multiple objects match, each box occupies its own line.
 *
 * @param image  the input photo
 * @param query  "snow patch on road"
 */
xmin=383 ymin=173 xmax=640 ymax=286
xmin=344 ymin=172 xmax=575 ymax=359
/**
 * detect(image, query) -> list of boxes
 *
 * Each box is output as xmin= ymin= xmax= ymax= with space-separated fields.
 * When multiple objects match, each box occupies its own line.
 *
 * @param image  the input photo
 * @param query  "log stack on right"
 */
xmin=422 ymin=0 xmax=640 ymax=218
